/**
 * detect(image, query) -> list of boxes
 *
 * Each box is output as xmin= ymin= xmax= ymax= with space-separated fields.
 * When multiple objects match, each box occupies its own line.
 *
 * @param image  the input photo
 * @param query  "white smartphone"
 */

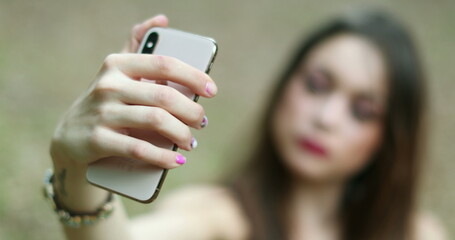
xmin=86 ymin=27 xmax=218 ymax=203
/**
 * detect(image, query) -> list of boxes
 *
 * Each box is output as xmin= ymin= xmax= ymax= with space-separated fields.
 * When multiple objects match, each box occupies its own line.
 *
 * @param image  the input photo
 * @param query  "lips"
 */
xmin=297 ymin=137 xmax=328 ymax=157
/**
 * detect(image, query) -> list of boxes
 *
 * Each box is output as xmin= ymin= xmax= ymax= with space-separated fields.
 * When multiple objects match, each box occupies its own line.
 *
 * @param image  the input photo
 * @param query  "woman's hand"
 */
xmin=50 ymin=14 xmax=218 ymax=171
xmin=46 ymin=16 xmax=219 ymax=239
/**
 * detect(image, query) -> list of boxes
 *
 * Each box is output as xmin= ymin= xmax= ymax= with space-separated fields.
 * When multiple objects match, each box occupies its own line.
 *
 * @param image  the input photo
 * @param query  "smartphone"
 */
xmin=86 ymin=27 xmax=218 ymax=203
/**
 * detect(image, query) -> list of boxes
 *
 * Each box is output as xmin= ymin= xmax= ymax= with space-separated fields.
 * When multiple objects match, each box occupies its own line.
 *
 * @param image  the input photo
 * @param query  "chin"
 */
xmin=283 ymin=153 xmax=339 ymax=183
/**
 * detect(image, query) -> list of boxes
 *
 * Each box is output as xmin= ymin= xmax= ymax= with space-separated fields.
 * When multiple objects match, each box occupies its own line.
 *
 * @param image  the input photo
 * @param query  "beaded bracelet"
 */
xmin=43 ymin=169 xmax=115 ymax=228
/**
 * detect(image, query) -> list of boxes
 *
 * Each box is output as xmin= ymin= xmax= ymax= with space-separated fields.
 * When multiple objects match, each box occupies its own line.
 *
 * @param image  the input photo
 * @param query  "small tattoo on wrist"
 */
xmin=56 ymin=168 xmax=67 ymax=196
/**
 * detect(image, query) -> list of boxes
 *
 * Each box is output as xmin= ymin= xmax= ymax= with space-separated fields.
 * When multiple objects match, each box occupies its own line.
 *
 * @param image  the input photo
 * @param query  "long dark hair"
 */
xmin=230 ymin=8 xmax=426 ymax=240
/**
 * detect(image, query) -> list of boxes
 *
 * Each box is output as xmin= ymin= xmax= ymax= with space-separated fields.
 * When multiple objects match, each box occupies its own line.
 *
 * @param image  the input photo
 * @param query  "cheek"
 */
xmin=333 ymin=122 xmax=383 ymax=178
xmin=272 ymin=80 xmax=304 ymax=157
xmin=274 ymin=79 xmax=313 ymax=129
xmin=273 ymin=80 xmax=307 ymax=137
xmin=272 ymin=79 xmax=319 ymax=169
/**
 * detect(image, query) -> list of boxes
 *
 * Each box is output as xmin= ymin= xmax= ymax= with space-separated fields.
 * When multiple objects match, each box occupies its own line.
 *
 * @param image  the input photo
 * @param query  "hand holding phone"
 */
xmin=49 ymin=15 xmax=219 ymax=217
xmin=86 ymin=27 xmax=218 ymax=203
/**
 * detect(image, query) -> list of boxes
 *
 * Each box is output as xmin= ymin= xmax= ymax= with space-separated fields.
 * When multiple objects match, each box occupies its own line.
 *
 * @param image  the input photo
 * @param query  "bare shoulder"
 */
xmin=130 ymin=184 xmax=249 ymax=240
xmin=414 ymin=211 xmax=448 ymax=240
xmin=157 ymin=184 xmax=238 ymax=209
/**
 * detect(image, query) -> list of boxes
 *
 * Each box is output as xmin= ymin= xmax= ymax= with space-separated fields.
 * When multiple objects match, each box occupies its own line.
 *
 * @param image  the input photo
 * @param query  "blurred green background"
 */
xmin=0 ymin=0 xmax=453 ymax=239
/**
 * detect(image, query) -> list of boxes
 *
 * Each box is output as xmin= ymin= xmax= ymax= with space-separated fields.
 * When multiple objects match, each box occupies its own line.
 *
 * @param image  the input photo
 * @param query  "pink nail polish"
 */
xmin=201 ymin=116 xmax=208 ymax=128
xmin=205 ymin=82 xmax=217 ymax=96
xmin=176 ymin=155 xmax=186 ymax=165
xmin=191 ymin=137 xmax=198 ymax=149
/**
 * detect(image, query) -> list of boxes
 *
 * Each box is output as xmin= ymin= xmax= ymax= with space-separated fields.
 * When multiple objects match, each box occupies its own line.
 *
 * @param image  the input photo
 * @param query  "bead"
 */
xmin=43 ymin=169 xmax=115 ymax=228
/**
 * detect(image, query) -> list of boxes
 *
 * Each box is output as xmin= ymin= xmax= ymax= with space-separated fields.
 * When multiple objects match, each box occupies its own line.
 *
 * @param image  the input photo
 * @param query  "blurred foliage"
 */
xmin=0 ymin=0 xmax=453 ymax=239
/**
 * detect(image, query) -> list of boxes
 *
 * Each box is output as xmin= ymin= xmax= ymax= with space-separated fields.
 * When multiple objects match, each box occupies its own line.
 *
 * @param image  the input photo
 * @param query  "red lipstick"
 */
xmin=297 ymin=138 xmax=328 ymax=157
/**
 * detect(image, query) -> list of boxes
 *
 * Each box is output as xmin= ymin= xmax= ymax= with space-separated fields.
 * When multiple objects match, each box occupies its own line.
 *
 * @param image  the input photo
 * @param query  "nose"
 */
xmin=313 ymin=94 xmax=346 ymax=132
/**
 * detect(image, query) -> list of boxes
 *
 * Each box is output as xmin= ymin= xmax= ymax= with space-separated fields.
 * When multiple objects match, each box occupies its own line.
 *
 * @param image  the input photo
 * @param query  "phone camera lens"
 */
xmin=142 ymin=32 xmax=158 ymax=54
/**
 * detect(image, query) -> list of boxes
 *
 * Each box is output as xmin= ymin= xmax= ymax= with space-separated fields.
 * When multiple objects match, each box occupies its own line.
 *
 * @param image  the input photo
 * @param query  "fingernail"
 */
xmin=205 ymin=82 xmax=217 ymax=96
xmin=176 ymin=155 xmax=187 ymax=165
xmin=201 ymin=116 xmax=208 ymax=128
xmin=191 ymin=137 xmax=198 ymax=149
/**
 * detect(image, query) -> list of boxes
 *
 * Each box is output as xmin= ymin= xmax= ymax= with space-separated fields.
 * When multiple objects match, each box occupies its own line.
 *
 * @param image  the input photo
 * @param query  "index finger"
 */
xmin=106 ymin=53 xmax=218 ymax=98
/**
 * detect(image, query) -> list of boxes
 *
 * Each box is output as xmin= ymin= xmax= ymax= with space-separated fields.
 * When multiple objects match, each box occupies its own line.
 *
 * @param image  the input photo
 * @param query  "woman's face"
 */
xmin=272 ymin=33 xmax=388 ymax=183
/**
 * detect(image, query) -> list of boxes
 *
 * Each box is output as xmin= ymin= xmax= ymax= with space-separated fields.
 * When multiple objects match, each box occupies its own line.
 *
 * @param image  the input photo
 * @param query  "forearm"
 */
xmin=51 ymin=152 xmax=133 ymax=240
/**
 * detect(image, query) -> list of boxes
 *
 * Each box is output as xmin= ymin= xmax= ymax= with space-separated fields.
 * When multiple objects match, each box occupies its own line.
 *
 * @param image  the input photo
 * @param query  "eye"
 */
xmin=302 ymin=70 xmax=331 ymax=94
xmin=351 ymin=99 xmax=379 ymax=122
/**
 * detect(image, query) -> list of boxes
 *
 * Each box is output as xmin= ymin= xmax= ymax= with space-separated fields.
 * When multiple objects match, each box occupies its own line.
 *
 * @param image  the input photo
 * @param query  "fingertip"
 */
xmin=152 ymin=14 xmax=169 ymax=27
xmin=191 ymin=137 xmax=198 ymax=149
xmin=152 ymin=151 xmax=187 ymax=170
xmin=176 ymin=154 xmax=187 ymax=165
xmin=176 ymin=143 xmax=191 ymax=152
xmin=200 ymin=116 xmax=209 ymax=128
xmin=205 ymin=82 xmax=218 ymax=97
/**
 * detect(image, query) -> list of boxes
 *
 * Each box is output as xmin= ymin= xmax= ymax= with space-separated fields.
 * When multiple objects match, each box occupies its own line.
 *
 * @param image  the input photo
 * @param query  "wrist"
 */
xmin=43 ymin=169 xmax=115 ymax=228
xmin=50 ymin=150 xmax=110 ymax=212
xmin=51 ymin=165 xmax=110 ymax=213
xmin=50 ymin=139 xmax=85 ymax=171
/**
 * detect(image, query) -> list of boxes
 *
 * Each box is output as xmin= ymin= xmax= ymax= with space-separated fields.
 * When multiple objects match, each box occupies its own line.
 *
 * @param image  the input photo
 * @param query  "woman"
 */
xmin=47 ymin=9 xmax=447 ymax=240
